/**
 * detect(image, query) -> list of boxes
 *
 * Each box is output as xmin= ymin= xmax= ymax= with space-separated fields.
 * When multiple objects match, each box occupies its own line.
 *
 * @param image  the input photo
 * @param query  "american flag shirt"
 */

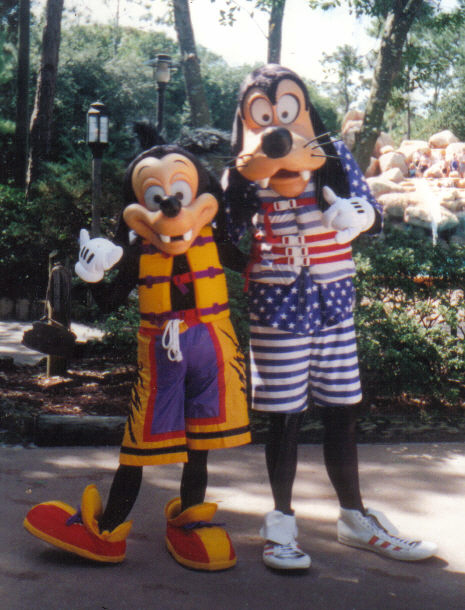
xmin=248 ymin=181 xmax=357 ymax=335
xmin=226 ymin=140 xmax=381 ymax=336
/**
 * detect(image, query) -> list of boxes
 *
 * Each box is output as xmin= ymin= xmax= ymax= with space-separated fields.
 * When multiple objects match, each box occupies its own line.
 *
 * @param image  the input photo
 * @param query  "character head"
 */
xmin=119 ymin=145 xmax=221 ymax=255
xmin=230 ymin=64 xmax=349 ymax=200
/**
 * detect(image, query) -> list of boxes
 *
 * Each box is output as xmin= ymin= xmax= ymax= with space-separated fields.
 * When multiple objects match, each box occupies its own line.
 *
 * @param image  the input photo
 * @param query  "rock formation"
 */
xmin=342 ymin=113 xmax=465 ymax=244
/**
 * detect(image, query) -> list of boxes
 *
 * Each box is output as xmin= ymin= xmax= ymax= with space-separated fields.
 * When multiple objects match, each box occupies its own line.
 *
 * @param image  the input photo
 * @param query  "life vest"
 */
xmin=249 ymin=185 xmax=355 ymax=285
xmin=138 ymin=225 xmax=230 ymax=328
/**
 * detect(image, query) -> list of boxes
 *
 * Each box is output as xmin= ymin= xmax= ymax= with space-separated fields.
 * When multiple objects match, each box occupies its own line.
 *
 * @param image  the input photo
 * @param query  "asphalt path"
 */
xmin=0 ymin=320 xmax=103 ymax=365
xmin=1 ymin=443 xmax=464 ymax=609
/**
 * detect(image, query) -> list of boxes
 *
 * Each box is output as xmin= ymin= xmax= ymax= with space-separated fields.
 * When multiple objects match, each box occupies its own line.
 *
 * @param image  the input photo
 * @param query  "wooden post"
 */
xmin=46 ymin=258 xmax=72 ymax=377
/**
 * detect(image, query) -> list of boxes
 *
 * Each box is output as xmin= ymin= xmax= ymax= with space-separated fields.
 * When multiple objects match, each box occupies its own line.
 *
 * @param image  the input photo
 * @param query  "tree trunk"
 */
xmin=353 ymin=0 xmax=425 ymax=173
xmin=26 ymin=0 xmax=64 ymax=194
xmin=14 ymin=0 xmax=30 ymax=189
xmin=267 ymin=0 xmax=286 ymax=64
xmin=172 ymin=0 xmax=211 ymax=127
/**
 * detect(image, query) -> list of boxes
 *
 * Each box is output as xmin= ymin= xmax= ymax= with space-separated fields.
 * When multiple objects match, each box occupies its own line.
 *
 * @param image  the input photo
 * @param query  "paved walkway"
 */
xmin=0 ymin=320 xmax=103 ymax=365
xmin=2 ymin=443 xmax=465 ymax=609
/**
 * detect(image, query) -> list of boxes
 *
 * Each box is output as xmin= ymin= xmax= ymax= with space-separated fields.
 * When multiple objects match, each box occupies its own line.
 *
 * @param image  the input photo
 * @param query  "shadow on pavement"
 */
xmin=1 ymin=444 xmax=464 ymax=609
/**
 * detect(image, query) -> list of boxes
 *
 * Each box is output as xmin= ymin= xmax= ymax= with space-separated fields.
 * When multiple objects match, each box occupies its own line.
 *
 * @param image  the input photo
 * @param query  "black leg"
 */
xmin=180 ymin=449 xmax=209 ymax=511
xmin=265 ymin=412 xmax=304 ymax=515
xmin=322 ymin=406 xmax=364 ymax=512
xmin=98 ymin=464 xmax=143 ymax=532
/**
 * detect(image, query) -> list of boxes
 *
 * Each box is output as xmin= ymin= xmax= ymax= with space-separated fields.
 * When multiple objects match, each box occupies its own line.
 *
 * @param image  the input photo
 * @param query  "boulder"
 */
xmin=379 ymin=145 xmax=395 ymax=156
xmin=429 ymin=130 xmax=459 ymax=149
xmin=424 ymin=163 xmax=445 ymax=179
xmin=374 ymin=132 xmax=395 ymax=158
xmin=440 ymin=191 xmax=465 ymax=213
xmin=366 ymin=176 xmax=405 ymax=198
xmin=445 ymin=141 xmax=465 ymax=161
xmin=341 ymin=120 xmax=363 ymax=150
xmin=365 ymin=157 xmax=380 ymax=178
xmin=379 ymin=151 xmax=408 ymax=176
xmin=430 ymin=148 xmax=445 ymax=162
xmin=378 ymin=192 xmax=419 ymax=220
xmin=404 ymin=203 xmax=459 ymax=232
xmin=382 ymin=167 xmax=405 ymax=183
xmin=397 ymin=140 xmax=430 ymax=163
xmin=341 ymin=110 xmax=364 ymax=132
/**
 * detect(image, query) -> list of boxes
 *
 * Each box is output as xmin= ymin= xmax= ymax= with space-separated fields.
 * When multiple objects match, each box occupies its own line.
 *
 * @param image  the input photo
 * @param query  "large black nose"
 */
xmin=161 ymin=196 xmax=181 ymax=218
xmin=261 ymin=127 xmax=293 ymax=159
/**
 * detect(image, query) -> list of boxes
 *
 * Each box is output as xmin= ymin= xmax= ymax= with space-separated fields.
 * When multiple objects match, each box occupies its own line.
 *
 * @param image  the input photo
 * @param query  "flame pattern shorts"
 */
xmin=120 ymin=317 xmax=250 ymax=466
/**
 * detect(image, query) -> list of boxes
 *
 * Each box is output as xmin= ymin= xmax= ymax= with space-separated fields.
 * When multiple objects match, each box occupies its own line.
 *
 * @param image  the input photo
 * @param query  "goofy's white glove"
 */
xmin=75 ymin=229 xmax=123 ymax=283
xmin=322 ymin=186 xmax=375 ymax=244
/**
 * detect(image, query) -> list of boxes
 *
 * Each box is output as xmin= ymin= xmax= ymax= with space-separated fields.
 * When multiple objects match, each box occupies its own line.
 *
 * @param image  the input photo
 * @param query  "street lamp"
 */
xmin=86 ymin=101 xmax=109 ymax=237
xmin=147 ymin=54 xmax=172 ymax=134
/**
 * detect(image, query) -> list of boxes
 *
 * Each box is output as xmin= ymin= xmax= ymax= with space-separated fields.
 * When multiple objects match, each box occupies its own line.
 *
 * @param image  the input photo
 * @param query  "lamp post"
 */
xmin=147 ymin=54 xmax=172 ymax=134
xmin=86 ymin=101 xmax=109 ymax=238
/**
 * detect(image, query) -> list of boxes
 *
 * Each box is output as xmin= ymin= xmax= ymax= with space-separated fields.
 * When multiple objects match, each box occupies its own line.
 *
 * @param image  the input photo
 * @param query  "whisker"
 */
xmin=311 ymin=153 xmax=341 ymax=160
xmin=304 ymin=131 xmax=344 ymax=149
xmin=304 ymin=131 xmax=334 ymax=148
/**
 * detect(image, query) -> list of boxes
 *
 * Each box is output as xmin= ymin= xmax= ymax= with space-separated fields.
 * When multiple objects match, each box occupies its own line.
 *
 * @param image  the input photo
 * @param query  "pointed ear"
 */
xmin=231 ymin=109 xmax=244 ymax=156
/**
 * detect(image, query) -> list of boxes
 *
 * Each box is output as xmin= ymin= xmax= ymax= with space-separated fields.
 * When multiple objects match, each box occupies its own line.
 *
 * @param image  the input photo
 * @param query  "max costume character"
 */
xmin=24 ymin=145 xmax=251 ymax=571
xmin=223 ymin=65 xmax=437 ymax=569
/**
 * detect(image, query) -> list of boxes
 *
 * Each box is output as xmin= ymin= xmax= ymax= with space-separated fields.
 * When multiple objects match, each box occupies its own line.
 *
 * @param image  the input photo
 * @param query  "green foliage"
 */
xmin=225 ymin=267 xmax=249 ymax=355
xmin=97 ymin=299 xmax=139 ymax=356
xmin=0 ymin=184 xmax=50 ymax=299
xmin=353 ymin=225 xmax=465 ymax=405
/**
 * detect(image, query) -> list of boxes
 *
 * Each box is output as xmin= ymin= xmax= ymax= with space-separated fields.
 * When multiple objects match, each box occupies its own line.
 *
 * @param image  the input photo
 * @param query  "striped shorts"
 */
xmin=250 ymin=315 xmax=362 ymax=412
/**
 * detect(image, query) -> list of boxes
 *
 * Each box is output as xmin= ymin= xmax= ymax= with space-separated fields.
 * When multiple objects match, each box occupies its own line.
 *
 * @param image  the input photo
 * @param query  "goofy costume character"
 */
xmin=223 ymin=65 xmax=437 ymax=569
xmin=24 ymin=145 xmax=250 ymax=571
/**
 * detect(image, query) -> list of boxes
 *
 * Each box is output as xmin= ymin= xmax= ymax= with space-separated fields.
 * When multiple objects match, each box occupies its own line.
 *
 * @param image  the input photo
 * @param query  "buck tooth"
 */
xmin=183 ymin=230 xmax=193 ymax=241
xmin=160 ymin=234 xmax=171 ymax=243
xmin=258 ymin=177 xmax=270 ymax=189
xmin=301 ymin=170 xmax=311 ymax=182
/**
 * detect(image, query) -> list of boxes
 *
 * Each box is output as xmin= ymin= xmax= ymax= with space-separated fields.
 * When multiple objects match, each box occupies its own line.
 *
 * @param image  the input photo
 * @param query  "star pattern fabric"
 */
xmin=249 ymin=268 xmax=355 ymax=335
xmin=333 ymin=140 xmax=382 ymax=215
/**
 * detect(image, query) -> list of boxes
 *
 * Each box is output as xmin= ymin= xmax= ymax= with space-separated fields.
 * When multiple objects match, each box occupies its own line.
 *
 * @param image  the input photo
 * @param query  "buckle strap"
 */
xmin=141 ymin=302 xmax=229 ymax=326
xmin=172 ymin=266 xmax=224 ymax=295
xmin=262 ymin=196 xmax=316 ymax=212
xmin=140 ymin=266 xmax=224 ymax=292
xmin=138 ymin=275 xmax=170 ymax=288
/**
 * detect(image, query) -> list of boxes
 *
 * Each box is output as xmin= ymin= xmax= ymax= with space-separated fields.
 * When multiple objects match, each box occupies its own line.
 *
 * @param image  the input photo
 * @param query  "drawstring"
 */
xmin=162 ymin=319 xmax=183 ymax=362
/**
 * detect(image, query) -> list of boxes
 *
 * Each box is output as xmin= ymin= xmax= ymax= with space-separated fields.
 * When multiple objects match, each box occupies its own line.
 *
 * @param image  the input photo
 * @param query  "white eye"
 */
xmin=276 ymin=94 xmax=299 ymax=124
xmin=250 ymin=98 xmax=273 ymax=126
xmin=143 ymin=185 xmax=165 ymax=211
xmin=170 ymin=180 xmax=193 ymax=207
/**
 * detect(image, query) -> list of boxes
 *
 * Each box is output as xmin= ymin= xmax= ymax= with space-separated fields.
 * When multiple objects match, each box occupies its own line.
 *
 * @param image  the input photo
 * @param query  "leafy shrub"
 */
xmin=96 ymin=298 xmax=139 ymax=357
xmin=353 ymin=225 xmax=465 ymax=406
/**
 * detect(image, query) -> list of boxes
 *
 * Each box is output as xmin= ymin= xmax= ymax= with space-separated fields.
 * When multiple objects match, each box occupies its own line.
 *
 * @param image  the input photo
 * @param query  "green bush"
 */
xmin=96 ymin=298 xmax=139 ymax=357
xmin=353 ymin=225 xmax=465 ymax=406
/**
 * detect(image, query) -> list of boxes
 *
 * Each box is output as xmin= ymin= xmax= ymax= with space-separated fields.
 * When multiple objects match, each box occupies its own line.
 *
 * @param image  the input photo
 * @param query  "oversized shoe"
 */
xmin=165 ymin=497 xmax=236 ymax=571
xmin=23 ymin=484 xmax=132 ymax=563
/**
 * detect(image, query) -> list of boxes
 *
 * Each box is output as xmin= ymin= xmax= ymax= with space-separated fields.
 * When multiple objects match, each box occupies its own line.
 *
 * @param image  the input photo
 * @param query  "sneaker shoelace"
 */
xmin=366 ymin=513 xmax=420 ymax=548
xmin=266 ymin=542 xmax=307 ymax=558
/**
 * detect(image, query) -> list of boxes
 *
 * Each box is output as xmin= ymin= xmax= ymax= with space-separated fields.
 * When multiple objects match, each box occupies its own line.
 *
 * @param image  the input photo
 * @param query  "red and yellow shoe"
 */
xmin=23 ymin=484 xmax=132 ymax=563
xmin=165 ymin=497 xmax=236 ymax=571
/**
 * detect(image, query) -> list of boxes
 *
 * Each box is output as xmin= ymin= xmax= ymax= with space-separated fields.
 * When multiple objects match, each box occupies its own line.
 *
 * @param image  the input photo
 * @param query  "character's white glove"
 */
xmin=322 ymin=186 xmax=375 ymax=244
xmin=75 ymin=229 xmax=123 ymax=283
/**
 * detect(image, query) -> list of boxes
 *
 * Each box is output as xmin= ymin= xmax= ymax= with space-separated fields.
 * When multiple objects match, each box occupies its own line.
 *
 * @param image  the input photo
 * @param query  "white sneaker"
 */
xmin=263 ymin=540 xmax=311 ymax=570
xmin=337 ymin=507 xmax=437 ymax=561
xmin=260 ymin=510 xmax=311 ymax=570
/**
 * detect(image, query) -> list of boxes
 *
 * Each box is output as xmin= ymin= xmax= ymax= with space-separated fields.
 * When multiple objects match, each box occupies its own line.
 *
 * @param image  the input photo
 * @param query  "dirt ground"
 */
xmin=0 ymin=353 xmax=134 ymax=418
xmin=2 ymin=348 xmax=465 ymax=445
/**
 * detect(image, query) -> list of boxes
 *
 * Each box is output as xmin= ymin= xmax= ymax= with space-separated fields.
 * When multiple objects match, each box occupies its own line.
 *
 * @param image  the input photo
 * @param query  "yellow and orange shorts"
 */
xmin=119 ymin=317 xmax=250 ymax=466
